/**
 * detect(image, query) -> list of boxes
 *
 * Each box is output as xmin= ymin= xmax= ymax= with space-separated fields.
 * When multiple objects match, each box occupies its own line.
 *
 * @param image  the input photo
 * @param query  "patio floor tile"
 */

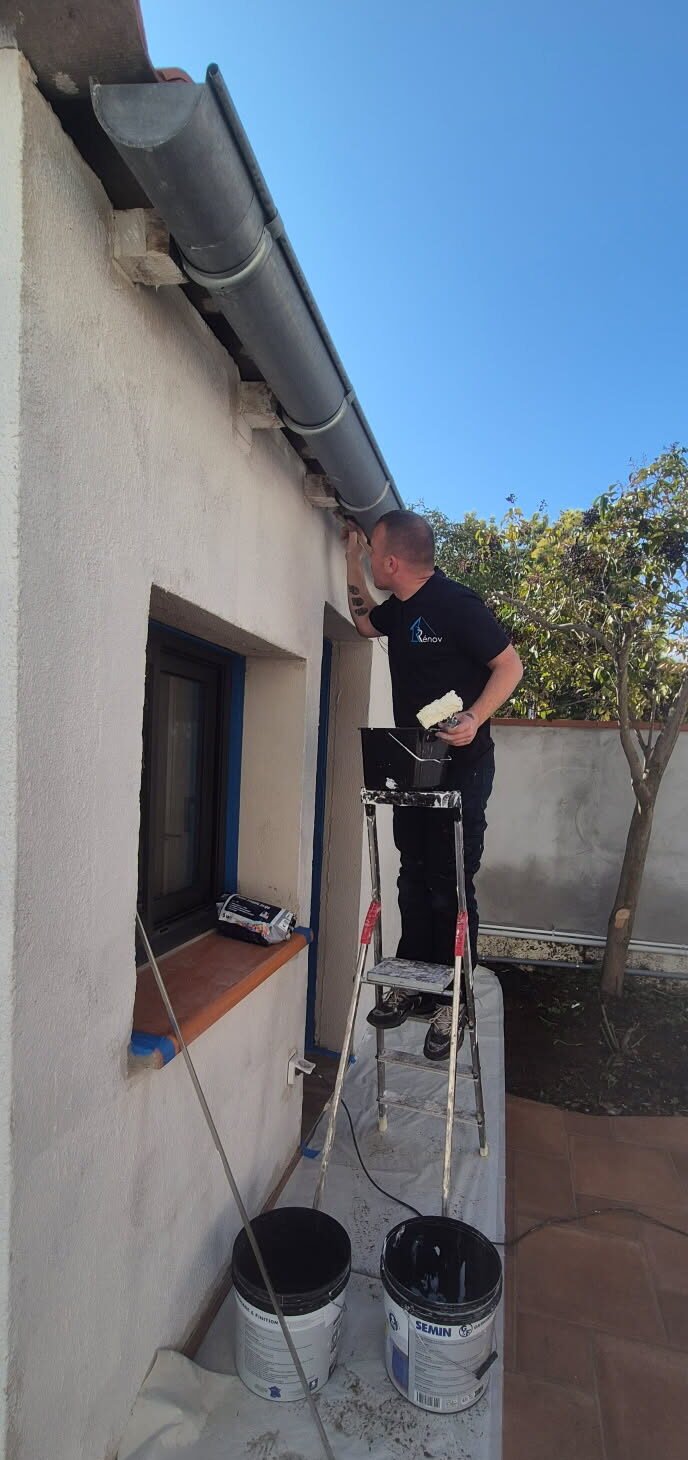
xmin=506 ymin=1097 xmax=568 ymax=1158
xmin=503 ymin=1373 xmax=604 ymax=1460
xmin=639 ymin=1213 xmax=688 ymax=1293
xmin=514 ymin=1311 xmax=594 ymax=1390
xmin=562 ymin=1109 xmax=615 ymax=1140
xmin=594 ymin=1332 xmax=688 ymax=1460
xmin=516 ymin=1224 xmax=664 ymax=1341
xmin=612 ymin=1115 xmax=688 ymax=1152
xmin=512 ymin=1148 xmax=576 ymax=1217
xmin=570 ymin=1135 xmax=687 ymax=1207
xmin=505 ymin=1093 xmax=688 ymax=1460
xmin=657 ymin=1289 xmax=688 ymax=1348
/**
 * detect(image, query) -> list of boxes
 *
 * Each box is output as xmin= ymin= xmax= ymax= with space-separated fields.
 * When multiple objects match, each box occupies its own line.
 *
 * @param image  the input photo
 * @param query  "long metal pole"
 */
xmin=365 ymin=805 xmax=388 ymax=1133
xmin=135 ymin=912 xmax=337 ymax=1460
xmin=441 ymin=813 xmax=466 ymax=1215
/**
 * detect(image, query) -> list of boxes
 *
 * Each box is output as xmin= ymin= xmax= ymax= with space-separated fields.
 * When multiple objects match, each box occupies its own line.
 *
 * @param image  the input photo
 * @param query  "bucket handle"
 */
xmin=474 ymin=1350 xmax=498 ymax=1381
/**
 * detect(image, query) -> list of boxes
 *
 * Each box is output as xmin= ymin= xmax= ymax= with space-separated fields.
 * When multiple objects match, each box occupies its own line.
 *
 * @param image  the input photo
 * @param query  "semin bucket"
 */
xmin=381 ymin=1216 xmax=502 ymax=1413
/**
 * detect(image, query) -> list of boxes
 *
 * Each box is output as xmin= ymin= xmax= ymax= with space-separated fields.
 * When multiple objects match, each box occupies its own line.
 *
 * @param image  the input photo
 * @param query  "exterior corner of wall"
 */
xmin=0 ymin=39 xmax=24 ymax=1458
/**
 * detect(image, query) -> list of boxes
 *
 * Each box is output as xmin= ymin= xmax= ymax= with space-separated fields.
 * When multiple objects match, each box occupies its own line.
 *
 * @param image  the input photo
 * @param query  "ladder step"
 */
xmin=380 ymin=1048 xmax=474 ymax=1076
xmin=382 ymin=1091 xmax=477 ymax=1121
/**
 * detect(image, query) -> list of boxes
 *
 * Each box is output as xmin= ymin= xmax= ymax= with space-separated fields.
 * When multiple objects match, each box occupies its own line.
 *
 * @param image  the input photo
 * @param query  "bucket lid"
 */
xmin=381 ymin=1216 xmax=502 ymax=1324
xmin=232 ymin=1207 xmax=351 ymax=1317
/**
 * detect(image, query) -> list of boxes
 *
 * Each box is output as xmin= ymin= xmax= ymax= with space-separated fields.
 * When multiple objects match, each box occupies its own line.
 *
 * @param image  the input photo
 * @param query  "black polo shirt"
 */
xmin=368 ymin=569 xmax=511 ymax=769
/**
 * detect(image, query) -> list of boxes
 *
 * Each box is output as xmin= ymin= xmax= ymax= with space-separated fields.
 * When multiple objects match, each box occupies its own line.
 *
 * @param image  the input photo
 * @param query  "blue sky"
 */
xmin=141 ymin=1 xmax=688 ymax=522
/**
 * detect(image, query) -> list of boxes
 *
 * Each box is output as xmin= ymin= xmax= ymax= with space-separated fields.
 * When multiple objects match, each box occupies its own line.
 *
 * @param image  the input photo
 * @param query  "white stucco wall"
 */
xmin=482 ymin=723 xmax=688 ymax=948
xmin=3 ymin=55 xmax=374 ymax=1460
xmin=0 ymin=47 xmax=22 ymax=1458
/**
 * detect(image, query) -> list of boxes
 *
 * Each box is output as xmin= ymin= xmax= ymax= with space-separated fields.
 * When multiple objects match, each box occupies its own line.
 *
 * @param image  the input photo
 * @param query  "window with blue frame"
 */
xmin=136 ymin=622 xmax=244 ymax=959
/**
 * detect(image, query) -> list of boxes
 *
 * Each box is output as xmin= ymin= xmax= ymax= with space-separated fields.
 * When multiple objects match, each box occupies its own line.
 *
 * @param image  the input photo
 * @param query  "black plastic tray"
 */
xmin=360 ymin=727 xmax=452 ymax=790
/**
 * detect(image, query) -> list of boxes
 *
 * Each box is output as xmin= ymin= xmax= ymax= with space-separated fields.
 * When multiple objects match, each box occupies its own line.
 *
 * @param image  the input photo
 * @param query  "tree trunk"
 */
xmin=600 ymin=795 xmax=655 ymax=998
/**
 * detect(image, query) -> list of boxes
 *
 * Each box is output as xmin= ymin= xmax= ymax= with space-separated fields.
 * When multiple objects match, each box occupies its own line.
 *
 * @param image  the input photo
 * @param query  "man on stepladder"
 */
xmin=345 ymin=510 xmax=523 ymax=1060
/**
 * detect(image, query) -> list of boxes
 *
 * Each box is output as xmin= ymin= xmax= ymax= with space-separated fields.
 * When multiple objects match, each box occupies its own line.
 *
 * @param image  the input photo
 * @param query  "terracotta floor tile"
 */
xmin=506 ymin=1097 xmax=568 ymax=1158
xmin=571 ymin=1136 xmax=687 ymax=1207
xmin=563 ymin=1109 xmax=615 ymax=1140
xmin=503 ymin=1257 xmax=517 ymax=1371
xmin=515 ymin=1311 xmax=594 ymax=1390
xmin=594 ymin=1332 xmax=688 ymax=1460
xmin=516 ymin=1225 xmax=664 ymax=1342
xmin=503 ymin=1372 xmax=604 ymax=1460
xmin=657 ymin=1289 xmax=688 ymax=1349
xmin=639 ymin=1214 xmax=688 ymax=1294
xmin=672 ymin=1149 xmax=688 ymax=1189
xmin=513 ymin=1149 xmax=576 ymax=1218
xmin=613 ymin=1115 xmax=688 ymax=1153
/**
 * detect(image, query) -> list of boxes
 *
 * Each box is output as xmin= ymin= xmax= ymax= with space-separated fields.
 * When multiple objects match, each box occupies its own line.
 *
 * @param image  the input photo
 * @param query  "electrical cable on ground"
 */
xmin=341 ymin=1098 xmax=422 ymax=1219
xmin=309 ymin=1072 xmax=422 ymax=1218
xmin=497 ymin=1206 xmax=688 ymax=1248
xmin=313 ymin=1074 xmax=688 ymax=1245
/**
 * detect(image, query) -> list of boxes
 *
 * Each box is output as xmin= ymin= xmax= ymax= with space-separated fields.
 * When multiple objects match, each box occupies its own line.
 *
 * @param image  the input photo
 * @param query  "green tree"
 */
xmin=421 ymin=447 xmax=688 ymax=995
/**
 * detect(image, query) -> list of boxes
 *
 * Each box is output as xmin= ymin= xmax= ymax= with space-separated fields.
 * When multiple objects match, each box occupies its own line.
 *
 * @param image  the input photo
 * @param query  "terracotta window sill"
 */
xmin=129 ymin=927 xmax=311 ymax=1069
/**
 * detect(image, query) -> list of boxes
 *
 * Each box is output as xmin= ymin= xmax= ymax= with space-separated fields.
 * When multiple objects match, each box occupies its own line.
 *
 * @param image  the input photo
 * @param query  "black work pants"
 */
xmin=392 ymin=747 xmax=495 ymax=971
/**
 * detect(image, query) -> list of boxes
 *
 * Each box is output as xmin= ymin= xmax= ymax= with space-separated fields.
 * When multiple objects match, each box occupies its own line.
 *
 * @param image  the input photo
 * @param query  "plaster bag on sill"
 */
xmin=216 ymin=893 xmax=296 ymax=946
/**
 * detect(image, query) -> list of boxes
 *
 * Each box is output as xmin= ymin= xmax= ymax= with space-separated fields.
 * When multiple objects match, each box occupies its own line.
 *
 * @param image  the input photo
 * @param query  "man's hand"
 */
xmin=437 ymin=712 xmax=478 ymax=747
xmin=342 ymin=521 xmax=369 ymax=558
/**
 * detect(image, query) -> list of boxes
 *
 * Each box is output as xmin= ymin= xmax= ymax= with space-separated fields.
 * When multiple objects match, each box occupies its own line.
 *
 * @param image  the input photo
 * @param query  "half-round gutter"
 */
xmin=92 ymin=65 xmax=403 ymax=531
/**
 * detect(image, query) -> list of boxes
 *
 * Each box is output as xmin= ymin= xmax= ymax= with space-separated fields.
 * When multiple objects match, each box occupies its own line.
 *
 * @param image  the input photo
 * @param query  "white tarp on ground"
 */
xmin=118 ymin=969 xmax=505 ymax=1460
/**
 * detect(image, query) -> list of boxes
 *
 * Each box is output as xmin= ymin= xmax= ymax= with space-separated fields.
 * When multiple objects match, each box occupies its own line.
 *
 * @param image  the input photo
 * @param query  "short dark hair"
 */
xmin=374 ymin=510 xmax=435 ymax=568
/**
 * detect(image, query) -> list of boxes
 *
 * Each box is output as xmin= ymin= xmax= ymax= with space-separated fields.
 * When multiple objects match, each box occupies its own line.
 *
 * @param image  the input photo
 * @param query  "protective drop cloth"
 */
xmin=118 ymin=968 xmax=506 ymax=1460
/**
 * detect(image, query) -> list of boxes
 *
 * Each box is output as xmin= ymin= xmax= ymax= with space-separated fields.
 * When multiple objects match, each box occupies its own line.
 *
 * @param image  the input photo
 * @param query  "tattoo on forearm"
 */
xmin=353 ymin=605 xmax=369 ymax=616
xmin=348 ymin=585 xmax=366 ymax=606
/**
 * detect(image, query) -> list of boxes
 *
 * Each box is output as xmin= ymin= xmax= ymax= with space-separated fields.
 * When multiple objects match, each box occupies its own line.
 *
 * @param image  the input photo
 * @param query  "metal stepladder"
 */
xmin=314 ymin=786 xmax=488 ymax=1218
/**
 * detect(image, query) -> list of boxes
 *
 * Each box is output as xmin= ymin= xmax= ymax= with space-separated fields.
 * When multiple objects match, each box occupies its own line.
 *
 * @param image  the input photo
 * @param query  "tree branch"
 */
xmin=616 ymin=638 xmax=647 ymax=795
xmin=494 ymin=595 xmax=616 ymax=654
xmin=648 ymin=667 xmax=688 ymax=779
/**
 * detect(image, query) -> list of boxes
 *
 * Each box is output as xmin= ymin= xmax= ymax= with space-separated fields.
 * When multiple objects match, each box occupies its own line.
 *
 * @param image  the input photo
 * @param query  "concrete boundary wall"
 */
xmin=479 ymin=721 xmax=688 ymax=961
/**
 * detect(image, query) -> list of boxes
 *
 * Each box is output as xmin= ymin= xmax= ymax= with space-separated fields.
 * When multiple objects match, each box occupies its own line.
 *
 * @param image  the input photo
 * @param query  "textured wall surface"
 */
xmin=2 ymin=54 xmax=374 ymax=1460
xmin=0 ymin=47 xmax=23 ymax=1460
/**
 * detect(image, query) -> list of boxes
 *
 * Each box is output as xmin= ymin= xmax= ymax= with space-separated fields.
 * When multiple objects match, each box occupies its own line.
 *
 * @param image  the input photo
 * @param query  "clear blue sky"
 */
xmin=141 ymin=0 xmax=688 ymax=522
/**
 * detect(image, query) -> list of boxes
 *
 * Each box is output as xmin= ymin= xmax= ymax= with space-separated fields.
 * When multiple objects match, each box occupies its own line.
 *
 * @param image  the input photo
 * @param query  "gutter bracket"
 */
xmin=281 ymin=390 xmax=354 ymax=439
xmin=183 ymin=227 xmax=273 ymax=295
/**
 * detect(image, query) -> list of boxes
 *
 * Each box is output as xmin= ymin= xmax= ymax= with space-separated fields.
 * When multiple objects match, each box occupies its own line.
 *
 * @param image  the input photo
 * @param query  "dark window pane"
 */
xmin=137 ymin=624 xmax=235 ymax=959
xmin=156 ymin=672 xmax=203 ymax=897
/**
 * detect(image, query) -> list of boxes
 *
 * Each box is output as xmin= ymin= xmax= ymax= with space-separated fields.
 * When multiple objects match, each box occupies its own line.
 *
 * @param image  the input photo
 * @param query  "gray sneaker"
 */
xmin=423 ymin=1003 xmax=467 ymax=1061
xmin=367 ymin=988 xmax=428 ymax=1029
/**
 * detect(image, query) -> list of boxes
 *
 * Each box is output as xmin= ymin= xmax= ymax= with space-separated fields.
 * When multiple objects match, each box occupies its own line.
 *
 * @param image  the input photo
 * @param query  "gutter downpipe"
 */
xmin=92 ymin=66 xmax=404 ymax=534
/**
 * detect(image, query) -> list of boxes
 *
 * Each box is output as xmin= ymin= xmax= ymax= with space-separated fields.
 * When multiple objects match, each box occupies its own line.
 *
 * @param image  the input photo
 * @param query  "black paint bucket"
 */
xmin=360 ymin=727 xmax=452 ymax=790
xmin=381 ymin=1216 xmax=502 ymax=1412
xmin=232 ymin=1207 xmax=351 ymax=1401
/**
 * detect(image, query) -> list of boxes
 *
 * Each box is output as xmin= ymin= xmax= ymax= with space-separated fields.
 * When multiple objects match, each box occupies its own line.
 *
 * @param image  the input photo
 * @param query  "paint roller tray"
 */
xmin=360 ymin=727 xmax=453 ymax=790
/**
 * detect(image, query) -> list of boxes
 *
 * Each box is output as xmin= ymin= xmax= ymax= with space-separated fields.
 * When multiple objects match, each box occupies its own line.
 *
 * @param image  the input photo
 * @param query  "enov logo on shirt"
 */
xmin=410 ymin=616 xmax=443 ymax=644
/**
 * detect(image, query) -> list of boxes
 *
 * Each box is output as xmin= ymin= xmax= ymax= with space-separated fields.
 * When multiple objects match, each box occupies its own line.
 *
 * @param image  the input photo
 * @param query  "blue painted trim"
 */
xmin=224 ymin=655 xmax=245 ymax=892
xmin=130 ymin=1031 xmax=176 ymax=1064
xmin=294 ymin=925 xmax=314 ymax=943
xmin=305 ymin=638 xmax=333 ymax=1048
